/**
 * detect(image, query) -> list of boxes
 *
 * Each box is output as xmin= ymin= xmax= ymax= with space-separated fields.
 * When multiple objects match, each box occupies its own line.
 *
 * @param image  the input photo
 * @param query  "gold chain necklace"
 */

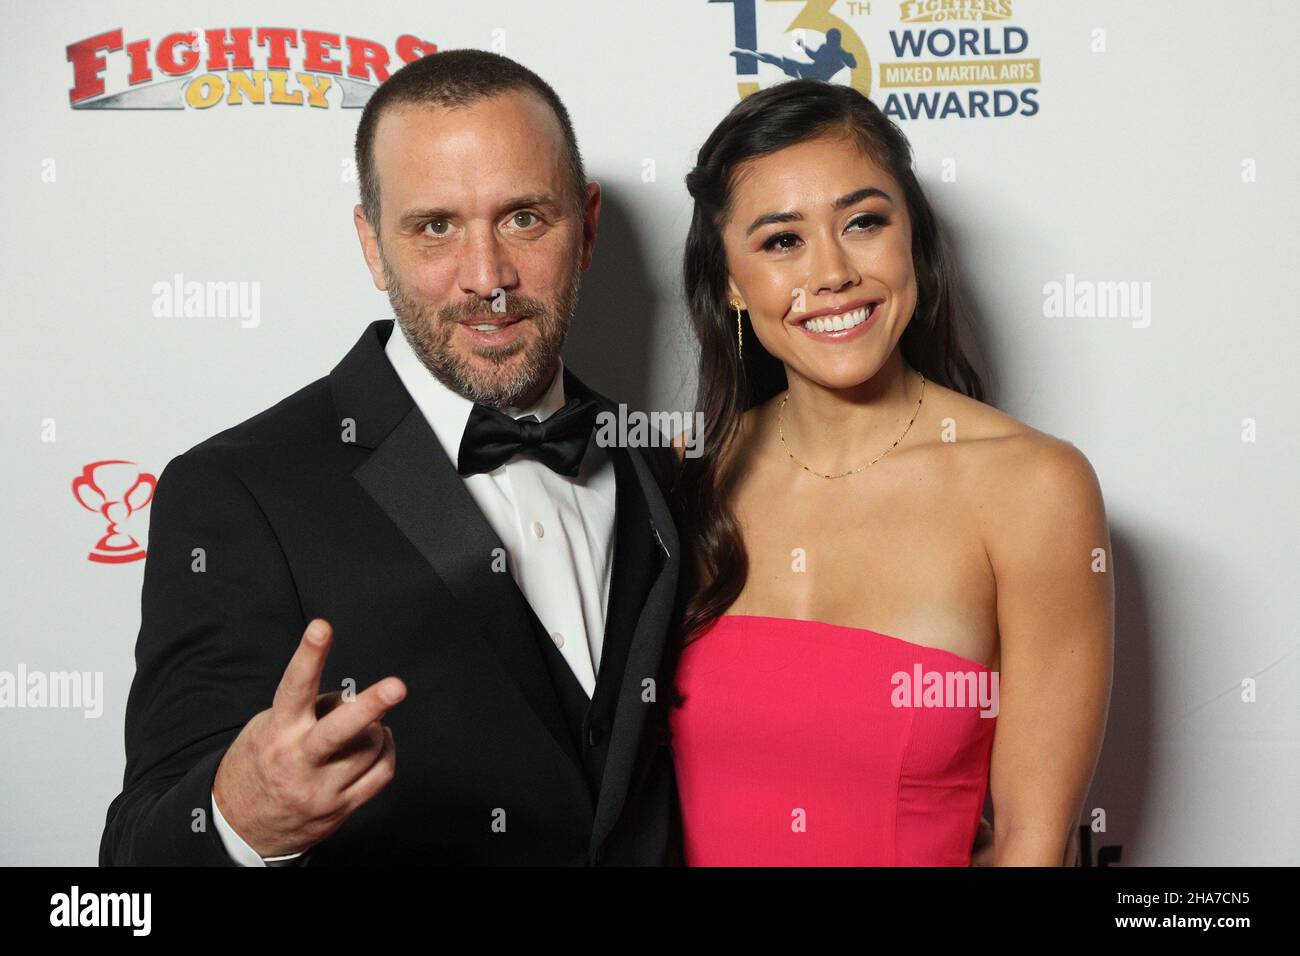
xmin=777 ymin=370 xmax=926 ymax=479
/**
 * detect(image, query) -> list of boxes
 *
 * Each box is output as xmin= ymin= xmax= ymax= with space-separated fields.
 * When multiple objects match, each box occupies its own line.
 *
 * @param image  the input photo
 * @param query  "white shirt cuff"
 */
xmin=211 ymin=789 xmax=305 ymax=866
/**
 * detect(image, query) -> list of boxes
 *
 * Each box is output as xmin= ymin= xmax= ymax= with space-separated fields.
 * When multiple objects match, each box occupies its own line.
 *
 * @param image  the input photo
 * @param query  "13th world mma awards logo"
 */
xmin=66 ymin=26 xmax=437 ymax=110
xmin=72 ymin=461 xmax=156 ymax=564
xmin=710 ymin=0 xmax=1041 ymax=119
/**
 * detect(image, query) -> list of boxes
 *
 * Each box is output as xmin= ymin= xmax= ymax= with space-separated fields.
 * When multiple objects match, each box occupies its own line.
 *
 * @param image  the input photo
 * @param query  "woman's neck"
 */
xmin=778 ymin=350 xmax=923 ymax=474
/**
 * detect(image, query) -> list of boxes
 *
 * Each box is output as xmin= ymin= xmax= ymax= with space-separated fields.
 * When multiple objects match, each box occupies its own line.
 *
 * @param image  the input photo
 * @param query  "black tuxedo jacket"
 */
xmin=99 ymin=320 xmax=684 ymax=866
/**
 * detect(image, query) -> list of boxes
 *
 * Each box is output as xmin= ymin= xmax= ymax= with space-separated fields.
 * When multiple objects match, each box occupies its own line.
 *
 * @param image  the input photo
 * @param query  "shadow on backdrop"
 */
xmin=564 ymin=184 xmax=662 ymax=413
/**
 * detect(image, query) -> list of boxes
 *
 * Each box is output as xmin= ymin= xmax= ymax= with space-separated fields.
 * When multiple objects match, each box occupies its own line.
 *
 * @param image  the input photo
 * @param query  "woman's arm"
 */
xmin=983 ymin=437 xmax=1115 ymax=865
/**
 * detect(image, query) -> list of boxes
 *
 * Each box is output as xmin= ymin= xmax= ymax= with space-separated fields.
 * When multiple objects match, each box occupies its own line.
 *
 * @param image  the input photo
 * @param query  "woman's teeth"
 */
xmin=803 ymin=305 xmax=872 ymax=334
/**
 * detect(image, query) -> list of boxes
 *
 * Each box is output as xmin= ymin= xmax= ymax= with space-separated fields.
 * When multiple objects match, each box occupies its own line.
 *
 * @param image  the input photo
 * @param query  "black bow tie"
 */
xmin=457 ymin=395 xmax=600 ymax=477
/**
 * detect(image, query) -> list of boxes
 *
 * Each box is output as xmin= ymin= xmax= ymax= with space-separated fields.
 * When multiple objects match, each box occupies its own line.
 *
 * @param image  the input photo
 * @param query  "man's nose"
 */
xmin=457 ymin=224 xmax=519 ymax=301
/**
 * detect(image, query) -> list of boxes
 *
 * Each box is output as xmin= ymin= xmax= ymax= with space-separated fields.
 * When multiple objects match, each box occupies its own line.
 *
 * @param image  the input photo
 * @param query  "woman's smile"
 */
xmin=790 ymin=297 xmax=883 ymax=342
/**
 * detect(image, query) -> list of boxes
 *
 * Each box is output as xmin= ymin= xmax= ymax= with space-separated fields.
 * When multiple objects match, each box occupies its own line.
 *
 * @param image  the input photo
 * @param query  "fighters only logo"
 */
xmin=66 ymin=27 xmax=438 ymax=110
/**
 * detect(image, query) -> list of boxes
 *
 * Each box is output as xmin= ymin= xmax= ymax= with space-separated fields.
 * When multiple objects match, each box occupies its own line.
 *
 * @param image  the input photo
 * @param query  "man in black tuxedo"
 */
xmin=99 ymin=49 xmax=682 ymax=866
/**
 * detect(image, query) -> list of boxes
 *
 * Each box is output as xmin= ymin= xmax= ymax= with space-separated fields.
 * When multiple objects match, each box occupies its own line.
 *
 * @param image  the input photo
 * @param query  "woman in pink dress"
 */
xmin=666 ymin=79 xmax=1114 ymax=866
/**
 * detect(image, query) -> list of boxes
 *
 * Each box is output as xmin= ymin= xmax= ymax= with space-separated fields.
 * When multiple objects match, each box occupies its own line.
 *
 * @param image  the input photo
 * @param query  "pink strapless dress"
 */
xmin=669 ymin=615 xmax=997 ymax=866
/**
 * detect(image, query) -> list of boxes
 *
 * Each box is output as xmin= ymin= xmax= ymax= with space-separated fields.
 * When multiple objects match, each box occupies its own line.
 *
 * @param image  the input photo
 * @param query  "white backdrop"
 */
xmin=2 ymin=0 xmax=1296 ymax=865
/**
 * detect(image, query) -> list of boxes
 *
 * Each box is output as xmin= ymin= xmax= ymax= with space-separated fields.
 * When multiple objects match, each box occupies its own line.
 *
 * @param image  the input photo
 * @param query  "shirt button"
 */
xmin=532 ymin=520 xmax=545 ymax=539
xmin=551 ymin=631 xmax=565 ymax=649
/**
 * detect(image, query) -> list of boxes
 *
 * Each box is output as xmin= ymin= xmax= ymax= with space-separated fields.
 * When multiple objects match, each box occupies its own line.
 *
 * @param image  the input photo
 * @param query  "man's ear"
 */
xmin=579 ymin=181 xmax=601 ymax=272
xmin=353 ymin=204 xmax=387 ymax=292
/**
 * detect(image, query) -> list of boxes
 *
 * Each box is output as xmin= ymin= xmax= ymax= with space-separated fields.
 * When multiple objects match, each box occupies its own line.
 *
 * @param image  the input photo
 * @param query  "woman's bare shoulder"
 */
xmin=923 ymin=383 xmax=1104 ymax=533
xmin=922 ymin=380 xmax=1043 ymax=445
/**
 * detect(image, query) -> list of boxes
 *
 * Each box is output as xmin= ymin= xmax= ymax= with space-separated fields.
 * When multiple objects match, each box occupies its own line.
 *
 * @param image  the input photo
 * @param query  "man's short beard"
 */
xmin=381 ymin=247 xmax=580 ymax=409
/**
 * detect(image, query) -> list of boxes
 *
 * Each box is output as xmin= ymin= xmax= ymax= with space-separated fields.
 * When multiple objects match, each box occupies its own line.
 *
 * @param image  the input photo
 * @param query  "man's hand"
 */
xmin=212 ymin=619 xmax=404 ymax=857
xmin=970 ymin=815 xmax=995 ymax=867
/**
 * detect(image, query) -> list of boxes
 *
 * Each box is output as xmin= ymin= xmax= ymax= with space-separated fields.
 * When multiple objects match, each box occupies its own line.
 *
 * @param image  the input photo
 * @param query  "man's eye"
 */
xmin=512 ymin=211 xmax=540 ymax=229
xmin=423 ymin=219 xmax=451 ymax=237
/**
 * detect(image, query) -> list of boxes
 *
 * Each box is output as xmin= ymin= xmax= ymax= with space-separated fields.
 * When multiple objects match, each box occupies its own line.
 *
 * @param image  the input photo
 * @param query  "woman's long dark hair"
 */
xmin=671 ymin=78 xmax=989 ymax=647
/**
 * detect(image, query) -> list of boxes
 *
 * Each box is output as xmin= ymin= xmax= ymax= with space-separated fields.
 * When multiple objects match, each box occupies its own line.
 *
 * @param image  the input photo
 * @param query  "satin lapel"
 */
xmin=588 ymin=438 xmax=681 ymax=856
xmin=352 ymin=403 xmax=581 ymax=773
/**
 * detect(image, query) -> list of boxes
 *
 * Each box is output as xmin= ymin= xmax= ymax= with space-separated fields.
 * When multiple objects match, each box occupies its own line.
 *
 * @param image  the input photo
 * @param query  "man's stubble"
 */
xmin=380 ymin=245 xmax=582 ymax=410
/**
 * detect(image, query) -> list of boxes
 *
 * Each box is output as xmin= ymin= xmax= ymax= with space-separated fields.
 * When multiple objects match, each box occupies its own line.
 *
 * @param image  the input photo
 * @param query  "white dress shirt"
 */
xmin=212 ymin=323 xmax=618 ymax=865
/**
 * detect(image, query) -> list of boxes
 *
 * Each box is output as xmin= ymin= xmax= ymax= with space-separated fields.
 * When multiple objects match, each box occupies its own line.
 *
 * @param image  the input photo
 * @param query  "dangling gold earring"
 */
xmin=729 ymin=299 xmax=743 ymax=357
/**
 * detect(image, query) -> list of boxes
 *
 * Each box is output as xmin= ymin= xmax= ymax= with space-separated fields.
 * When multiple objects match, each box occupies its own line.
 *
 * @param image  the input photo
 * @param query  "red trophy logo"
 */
xmin=72 ymin=460 xmax=157 ymax=564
